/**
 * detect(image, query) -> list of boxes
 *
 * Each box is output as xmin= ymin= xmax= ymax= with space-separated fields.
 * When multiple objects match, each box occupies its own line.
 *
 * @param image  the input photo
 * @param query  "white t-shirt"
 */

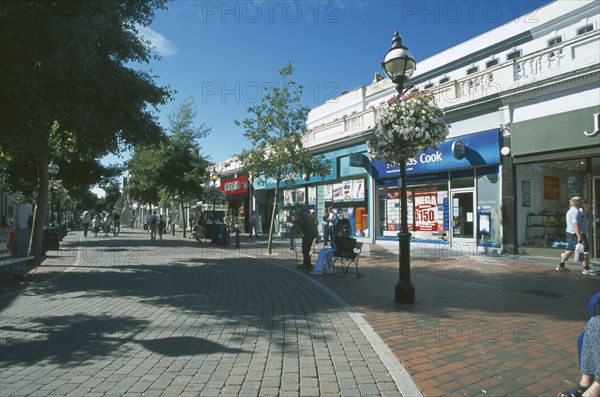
xmin=565 ymin=207 xmax=582 ymax=234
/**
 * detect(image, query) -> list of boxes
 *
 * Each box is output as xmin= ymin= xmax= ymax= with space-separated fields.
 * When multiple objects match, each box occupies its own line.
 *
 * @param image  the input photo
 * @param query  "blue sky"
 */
xmin=99 ymin=0 xmax=554 ymax=194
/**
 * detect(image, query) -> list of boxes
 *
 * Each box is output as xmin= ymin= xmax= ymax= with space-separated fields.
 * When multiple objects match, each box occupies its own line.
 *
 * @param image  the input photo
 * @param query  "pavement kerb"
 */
xmin=235 ymin=246 xmax=424 ymax=397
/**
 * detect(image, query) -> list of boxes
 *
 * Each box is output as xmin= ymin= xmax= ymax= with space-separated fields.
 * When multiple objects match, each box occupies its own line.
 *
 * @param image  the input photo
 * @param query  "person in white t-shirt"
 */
xmin=556 ymin=196 xmax=595 ymax=275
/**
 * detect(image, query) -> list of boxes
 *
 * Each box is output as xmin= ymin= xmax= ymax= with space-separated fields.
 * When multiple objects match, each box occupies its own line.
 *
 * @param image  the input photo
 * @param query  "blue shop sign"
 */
xmin=371 ymin=129 xmax=501 ymax=178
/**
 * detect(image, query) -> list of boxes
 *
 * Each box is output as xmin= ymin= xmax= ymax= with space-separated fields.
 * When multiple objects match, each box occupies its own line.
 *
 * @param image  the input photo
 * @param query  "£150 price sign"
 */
xmin=414 ymin=192 xmax=439 ymax=231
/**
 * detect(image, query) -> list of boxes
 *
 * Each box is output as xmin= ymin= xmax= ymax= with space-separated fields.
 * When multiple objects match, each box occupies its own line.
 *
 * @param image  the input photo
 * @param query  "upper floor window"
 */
xmin=466 ymin=66 xmax=479 ymax=75
xmin=548 ymin=37 xmax=562 ymax=47
xmin=486 ymin=58 xmax=499 ymax=68
xmin=507 ymin=50 xmax=522 ymax=61
xmin=577 ymin=24 xmax=593 ymax=35
xmin=424 ymin=83 xmax=434 ymax=89
xmin=439 ymin=76 xmax=450 ymax=84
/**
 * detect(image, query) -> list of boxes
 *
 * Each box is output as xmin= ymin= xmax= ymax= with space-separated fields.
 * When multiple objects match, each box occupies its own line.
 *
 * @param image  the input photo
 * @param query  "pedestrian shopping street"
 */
xmin=1 ymin=228 xmax=598 ymax=396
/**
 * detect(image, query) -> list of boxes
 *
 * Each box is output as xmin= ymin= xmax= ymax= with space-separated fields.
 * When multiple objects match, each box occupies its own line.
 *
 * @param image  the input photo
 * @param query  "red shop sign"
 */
xmin=220 ymin=176 xmax=249 ymax=195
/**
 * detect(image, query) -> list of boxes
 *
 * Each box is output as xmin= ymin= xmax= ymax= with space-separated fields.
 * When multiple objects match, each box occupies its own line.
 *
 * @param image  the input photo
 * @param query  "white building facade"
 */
xmin=222 ymin=0 xmax=600 ymax=258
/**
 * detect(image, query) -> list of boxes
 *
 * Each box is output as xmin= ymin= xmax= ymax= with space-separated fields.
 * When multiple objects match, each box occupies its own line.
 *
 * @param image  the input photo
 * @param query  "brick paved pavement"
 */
xmin=0 ymin=229 xmax=416 ymax=397
xmin=2 ymin=229 xmax=599 ymax=396
xmin=308 ymin=241 xmax=600 ymax=397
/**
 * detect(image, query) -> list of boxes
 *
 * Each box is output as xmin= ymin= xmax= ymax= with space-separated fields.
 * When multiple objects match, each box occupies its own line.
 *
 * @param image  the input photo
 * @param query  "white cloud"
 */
xmin=136 ymin=25 xmax=178 ymax=57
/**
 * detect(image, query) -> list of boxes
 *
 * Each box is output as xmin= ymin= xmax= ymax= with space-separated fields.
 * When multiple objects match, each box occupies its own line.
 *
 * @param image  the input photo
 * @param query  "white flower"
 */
xmin=369 ymin=93 xmax=449 ymax=165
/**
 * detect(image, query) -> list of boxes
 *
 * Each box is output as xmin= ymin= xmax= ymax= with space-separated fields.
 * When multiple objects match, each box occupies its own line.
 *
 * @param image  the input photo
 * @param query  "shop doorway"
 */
xmin=450 ymin=190 xmax=475 ymax=245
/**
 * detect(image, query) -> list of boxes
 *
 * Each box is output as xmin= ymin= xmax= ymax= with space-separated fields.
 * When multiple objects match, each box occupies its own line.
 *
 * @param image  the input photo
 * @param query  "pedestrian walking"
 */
xmin=81 ymin=211 xmax=90 ymax=238
xmin=556 ymin=196 xmax=595 ymax=275
xmin=249 ymin=210 xmax=258 ymax=239
xmin=104 ymin=213 xmax=113 ymax=237
xmin=92 ymin=214 xmax=100 ymax=237
xmin=149 ymin=211 xmax=159 ymax=240
xmin=113 ymin=211 xmax=120 ymax=236
xmin=158 ymin=215 xmax=165 ymax=240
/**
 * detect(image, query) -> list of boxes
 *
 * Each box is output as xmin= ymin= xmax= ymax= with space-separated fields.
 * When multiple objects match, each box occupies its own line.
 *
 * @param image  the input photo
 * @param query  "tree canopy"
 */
xmin=0 ymin=0 xmax=172 ymax=263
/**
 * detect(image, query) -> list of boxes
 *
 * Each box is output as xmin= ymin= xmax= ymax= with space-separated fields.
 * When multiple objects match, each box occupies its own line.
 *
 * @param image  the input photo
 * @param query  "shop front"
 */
xmin=253 ymin=144 xmax=372 ymax=240
xmin=219 ymin=174 xmax=250 ymax=230
xmin=371 ymin=129 xmax=502 ymax=250
xmin=511 ymin=107 xmax=600 ymax=258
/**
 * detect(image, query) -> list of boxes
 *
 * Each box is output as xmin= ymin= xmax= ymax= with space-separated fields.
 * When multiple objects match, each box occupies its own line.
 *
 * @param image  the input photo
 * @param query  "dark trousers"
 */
xmin=302 ymin=232 xmax=315 ymax=267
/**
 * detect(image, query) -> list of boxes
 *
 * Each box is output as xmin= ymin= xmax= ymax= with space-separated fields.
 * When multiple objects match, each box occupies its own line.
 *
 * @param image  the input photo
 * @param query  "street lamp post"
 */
xmin=381 ymin=31 xmax=417 ymax=304
xmin=48 ymin=160 xmax=60 ymax=227
xmin=210 ymin=168 xmax=219 ymax=242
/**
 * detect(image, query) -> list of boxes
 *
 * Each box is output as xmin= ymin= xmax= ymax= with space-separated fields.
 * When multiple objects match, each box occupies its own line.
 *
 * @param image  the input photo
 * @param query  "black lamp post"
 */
xmin=381 ymin=31 xmax=417 ymax=304
xmin=48 ymin=160 xmax=60 ymax=227
xmin=210 ymin=168 xmax=219 ymax=240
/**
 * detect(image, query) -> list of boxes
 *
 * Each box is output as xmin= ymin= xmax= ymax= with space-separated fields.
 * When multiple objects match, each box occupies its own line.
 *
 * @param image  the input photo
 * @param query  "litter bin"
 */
xmin=215 ymin=224 xmax=229 ymax=246
xmin=46 ymin=228 xmax=60 ymax=251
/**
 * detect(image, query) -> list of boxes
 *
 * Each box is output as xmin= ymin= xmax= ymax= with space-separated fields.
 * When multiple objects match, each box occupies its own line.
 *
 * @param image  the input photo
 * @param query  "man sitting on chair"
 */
xmin=312 ymin=218 xmax=352 ymax=275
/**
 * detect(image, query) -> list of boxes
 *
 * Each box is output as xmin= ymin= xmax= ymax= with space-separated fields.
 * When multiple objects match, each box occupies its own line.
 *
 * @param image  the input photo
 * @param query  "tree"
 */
xmin=127 ymin=98 xmax=211 ymax=238
xmin=101 ymin=178 xmax=123 ymax=213
xmin=0 ymin=1 xmax=171 ymax=264
xmin=159 ymin=97 xmax=211 ymax=238
xmin=235 ymin=63 xmax=331 ymax=254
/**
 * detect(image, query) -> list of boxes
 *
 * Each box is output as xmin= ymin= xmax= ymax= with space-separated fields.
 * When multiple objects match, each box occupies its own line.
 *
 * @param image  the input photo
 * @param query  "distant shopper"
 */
xmin=113 ymin=211 xmax=120 ymax=237
xmin=158 ymin=215 xmax=165 ymax=240
xmin=249 ymin=210 xmax=258 ymax=239
xmin=149 ymin=211 xmax=159 ymax=241
xmin=81 ymin=211 xmax=90 ymax=238
xmin=327 ymin=207 xmax=338 ymax=244
xmin=557 ymin=196 xmax=595 ymax=275
xmin=92 ymin=214 xmax=101 ymax=237
xmin=322 ymin=208 xmax=330 ymax=246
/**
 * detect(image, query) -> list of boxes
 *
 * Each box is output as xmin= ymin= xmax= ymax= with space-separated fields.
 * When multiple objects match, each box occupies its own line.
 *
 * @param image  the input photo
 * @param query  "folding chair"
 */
xmin=331 ymin=237 xmax=363 ymax=278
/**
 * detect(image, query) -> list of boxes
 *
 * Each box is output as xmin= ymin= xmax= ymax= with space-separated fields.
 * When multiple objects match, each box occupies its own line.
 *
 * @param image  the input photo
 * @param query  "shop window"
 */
xmin=320 ymin=178 xmax=369 ymax=238
xmin=476 ymin=167 xmax=501 ymax=248
xmin=376 ymin=183 xmax=448 ymax=243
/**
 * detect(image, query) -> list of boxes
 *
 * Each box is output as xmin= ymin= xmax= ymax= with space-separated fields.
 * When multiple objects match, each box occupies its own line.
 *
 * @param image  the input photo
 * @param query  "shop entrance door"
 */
xmin=450 ymin=190 xmax=476 ymax=245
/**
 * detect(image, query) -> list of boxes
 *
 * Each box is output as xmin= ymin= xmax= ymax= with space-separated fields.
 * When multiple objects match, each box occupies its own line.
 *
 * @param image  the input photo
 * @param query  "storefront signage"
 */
xmin=371 ymin=129 xmax=500 ymax=178
xmin=583 ymin=113 xmax=599 ymax=137
xmin=220 ymin=176 xmax=249 ymax=196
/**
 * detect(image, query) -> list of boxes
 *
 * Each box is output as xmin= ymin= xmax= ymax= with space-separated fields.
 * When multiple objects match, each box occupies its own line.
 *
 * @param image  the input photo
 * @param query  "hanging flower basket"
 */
xmin=203 ymin=187 xmax=226 ymax=203
xmin=369 ymin=92 xmax=449 ymax=165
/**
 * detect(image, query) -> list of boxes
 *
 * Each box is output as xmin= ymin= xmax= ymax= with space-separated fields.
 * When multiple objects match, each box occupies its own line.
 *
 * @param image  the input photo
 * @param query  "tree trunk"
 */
xmin=28 ymin=155 xmax=49 ymax=266
xmin=180 ymin=200 xmax=187 ymax=238
xmin=267 ymin=180 xmax=280 ymax=255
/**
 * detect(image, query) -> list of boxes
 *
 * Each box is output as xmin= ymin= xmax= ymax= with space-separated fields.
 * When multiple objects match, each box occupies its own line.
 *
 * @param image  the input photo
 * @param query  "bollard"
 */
xmin=235 ymin=226 xmax=240 ymax=249
xmin=172 ymin=225 xmax=175 ymax=236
